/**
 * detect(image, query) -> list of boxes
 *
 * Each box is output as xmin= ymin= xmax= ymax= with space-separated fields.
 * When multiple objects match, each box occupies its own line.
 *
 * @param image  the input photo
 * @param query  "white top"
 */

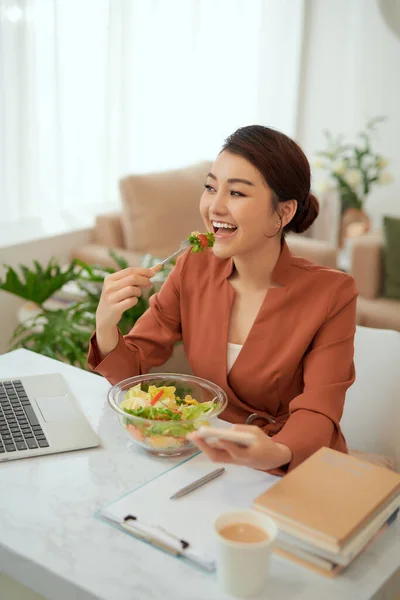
xmin=0 ymin=349 xmax=399 ymax=600
xmin=227 ymin=342 xmax=243 ymax=373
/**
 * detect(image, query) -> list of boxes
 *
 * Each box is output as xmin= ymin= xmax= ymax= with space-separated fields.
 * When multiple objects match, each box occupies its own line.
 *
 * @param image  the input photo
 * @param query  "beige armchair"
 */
xmin=71 ymin=162 xmax=338 ymax=270
xmin=72 ymin=162 xmax=210 ymax=268
xmin=350 ymin=233 xmax=400 ymax=332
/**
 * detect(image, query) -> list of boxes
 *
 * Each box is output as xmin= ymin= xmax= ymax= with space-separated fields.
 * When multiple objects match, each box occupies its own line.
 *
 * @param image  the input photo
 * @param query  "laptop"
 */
xmin=0 ymin=373 xmax=100 ymax=462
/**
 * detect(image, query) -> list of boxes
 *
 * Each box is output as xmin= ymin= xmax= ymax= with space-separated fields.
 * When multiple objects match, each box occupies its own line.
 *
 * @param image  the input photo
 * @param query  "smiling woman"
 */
xmin=88 ymin=125 xmax=358 ymax=477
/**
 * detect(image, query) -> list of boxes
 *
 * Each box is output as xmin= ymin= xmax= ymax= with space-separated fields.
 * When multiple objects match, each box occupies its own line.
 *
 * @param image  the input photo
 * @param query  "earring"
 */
xmin=264 ymin=215 xmax=283 ymax=238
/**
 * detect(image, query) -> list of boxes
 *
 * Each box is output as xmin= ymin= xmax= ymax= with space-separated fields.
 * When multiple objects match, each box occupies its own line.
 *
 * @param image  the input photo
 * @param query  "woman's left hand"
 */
xmin=188 ymin=425 xmax=292 ymax=471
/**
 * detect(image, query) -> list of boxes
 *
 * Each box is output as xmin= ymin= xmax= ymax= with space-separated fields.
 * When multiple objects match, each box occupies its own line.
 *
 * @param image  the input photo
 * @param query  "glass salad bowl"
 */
xmin=108 ymin=373 xmax=228 ymax=456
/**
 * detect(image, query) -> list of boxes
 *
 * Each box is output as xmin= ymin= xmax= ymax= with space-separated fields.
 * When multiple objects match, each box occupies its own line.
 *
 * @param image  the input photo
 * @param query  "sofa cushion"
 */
xmin=350 ymin=233 xmax=384 ymax=300
xmin=357 ymin=296 xmax=400 ymax=332
xmin=349 ymin=449 xmax=397 ymax=472
xmin=286 ymin=235 xmax=338 ymax=269
xmin=92 ymin=212 xmax=126 ymax=248
xmin=382 ymin=215 xmax=400 ymax=300
xmin=71 ymin=244 xmax=145 ymax=270
xmin=120 ymin=162 xmax=212 ymax=258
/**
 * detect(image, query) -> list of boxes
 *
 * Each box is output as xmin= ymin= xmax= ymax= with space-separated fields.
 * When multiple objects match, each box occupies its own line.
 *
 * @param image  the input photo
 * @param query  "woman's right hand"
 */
xmin=96 ymin=265 xmax=160 ymax=332
xmin=95 ymin=265 xmax=160 ymax=358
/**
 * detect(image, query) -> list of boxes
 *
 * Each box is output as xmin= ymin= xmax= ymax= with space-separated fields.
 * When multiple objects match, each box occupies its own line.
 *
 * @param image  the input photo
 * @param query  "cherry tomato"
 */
xmin=197 ymin=234 xmax=208 ymax=249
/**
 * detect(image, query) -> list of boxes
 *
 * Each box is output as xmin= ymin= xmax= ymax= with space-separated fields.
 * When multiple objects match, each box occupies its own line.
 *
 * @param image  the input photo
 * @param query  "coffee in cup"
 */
xmin=219 ymin=522 xmax=269 ymax=544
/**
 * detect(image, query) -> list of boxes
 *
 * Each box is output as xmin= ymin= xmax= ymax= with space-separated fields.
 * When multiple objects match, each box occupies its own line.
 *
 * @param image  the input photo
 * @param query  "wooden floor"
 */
xmin=0 ymin=573 xmax=46 ymax=600
xmin=1 ymin=568 xmax=399 ymax=600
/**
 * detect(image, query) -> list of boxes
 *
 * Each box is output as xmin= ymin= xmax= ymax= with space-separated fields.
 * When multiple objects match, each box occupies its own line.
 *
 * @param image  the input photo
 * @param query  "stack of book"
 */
xmin=253 ymin=447 xmax=400 ymax=577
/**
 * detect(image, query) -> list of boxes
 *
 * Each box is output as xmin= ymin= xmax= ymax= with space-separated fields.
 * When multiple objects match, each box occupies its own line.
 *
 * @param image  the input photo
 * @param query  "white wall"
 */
xmin=0 ymin=229 xmax=91 ymax=355
xmin=297 ymin=0 xmax=400 ymax=228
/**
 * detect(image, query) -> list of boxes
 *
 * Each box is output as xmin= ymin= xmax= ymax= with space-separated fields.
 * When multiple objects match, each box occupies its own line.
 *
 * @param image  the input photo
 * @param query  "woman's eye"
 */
xmin=204 ymin=184 xmax=244 ymax=197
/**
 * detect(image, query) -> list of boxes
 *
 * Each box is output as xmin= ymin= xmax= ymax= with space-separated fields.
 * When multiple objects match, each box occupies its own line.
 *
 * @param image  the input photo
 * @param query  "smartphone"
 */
xmin=196 ymin=426 xmax=256 ymax=448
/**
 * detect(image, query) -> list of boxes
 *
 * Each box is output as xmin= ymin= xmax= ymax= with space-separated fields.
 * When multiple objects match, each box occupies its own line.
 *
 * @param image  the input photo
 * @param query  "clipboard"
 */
xmin=97 ymin=452 xmax=278 ymax=572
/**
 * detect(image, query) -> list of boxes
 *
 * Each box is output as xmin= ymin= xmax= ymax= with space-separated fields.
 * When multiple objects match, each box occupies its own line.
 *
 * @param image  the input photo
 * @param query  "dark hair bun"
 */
xmin=287 ymin=193 xmax=319 ymax=234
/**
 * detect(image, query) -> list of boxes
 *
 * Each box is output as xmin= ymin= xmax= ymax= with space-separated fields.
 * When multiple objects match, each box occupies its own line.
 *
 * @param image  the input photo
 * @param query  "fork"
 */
xmin=157 ymin=239 xmax=191 ymax=268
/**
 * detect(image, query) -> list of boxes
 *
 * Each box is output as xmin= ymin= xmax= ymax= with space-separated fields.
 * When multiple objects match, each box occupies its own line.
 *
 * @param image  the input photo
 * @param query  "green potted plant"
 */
xmin=313 ymin=117 xmax=392 ymax=246
xmin=0 ymin=252 xmax=173 ymax=369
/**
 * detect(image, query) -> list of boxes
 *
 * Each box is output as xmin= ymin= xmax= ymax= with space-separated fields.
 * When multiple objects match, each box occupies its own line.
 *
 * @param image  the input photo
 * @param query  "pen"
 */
xmin=170 ymin=467 xmax=225 ymax=500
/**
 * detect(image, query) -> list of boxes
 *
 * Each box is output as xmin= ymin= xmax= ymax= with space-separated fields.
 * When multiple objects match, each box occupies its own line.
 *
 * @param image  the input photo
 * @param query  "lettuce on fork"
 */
xmin=188 ymin=231 xmax=215 ymax=253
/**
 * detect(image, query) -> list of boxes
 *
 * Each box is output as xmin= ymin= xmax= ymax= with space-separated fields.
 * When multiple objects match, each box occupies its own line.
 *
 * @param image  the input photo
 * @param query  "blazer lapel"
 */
xmin=226 ymin=240 xmax=294 ymax=418
xmin=189 ymin=240 xmax=295 ymax=422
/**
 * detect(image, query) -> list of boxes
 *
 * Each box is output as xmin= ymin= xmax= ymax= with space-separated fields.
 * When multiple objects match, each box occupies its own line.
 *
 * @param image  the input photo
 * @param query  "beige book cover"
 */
xmin=253 ymin=447 xmax=400 ymax=547
xmin=274 ymin=547 xmax=342 ymax=578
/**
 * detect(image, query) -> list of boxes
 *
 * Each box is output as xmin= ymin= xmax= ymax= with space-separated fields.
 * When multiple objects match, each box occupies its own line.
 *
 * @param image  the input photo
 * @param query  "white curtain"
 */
xmin=0 ymin=0 xmax=304 ymax=230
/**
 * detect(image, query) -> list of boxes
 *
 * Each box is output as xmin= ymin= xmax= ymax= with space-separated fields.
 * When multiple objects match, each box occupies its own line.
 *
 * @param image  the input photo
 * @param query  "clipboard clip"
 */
xmin=121 ymin=514 xmax=189 ymax=556
xmin=119 ymin=514 xmax=216 ymax=572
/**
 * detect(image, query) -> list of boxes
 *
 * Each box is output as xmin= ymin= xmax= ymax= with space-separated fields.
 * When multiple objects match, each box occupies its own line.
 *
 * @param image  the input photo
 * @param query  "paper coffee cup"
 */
xmin=214 ymin=509 xmax=278 ymax=597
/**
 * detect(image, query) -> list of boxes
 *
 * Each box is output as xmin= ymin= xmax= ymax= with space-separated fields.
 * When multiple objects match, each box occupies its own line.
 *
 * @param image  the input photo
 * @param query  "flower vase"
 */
xmin=339 ymin=207 xmax=371 ymax=249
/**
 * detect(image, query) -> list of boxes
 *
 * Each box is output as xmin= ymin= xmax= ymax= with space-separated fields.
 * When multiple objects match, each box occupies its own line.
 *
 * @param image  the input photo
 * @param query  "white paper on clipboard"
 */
xmin=99 ymin=452 xmax=278 ymax=571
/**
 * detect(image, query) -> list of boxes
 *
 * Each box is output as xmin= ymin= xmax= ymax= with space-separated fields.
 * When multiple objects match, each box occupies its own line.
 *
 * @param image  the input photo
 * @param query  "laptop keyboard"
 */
xmin=0 ymin=380 xmax=49 ymax=454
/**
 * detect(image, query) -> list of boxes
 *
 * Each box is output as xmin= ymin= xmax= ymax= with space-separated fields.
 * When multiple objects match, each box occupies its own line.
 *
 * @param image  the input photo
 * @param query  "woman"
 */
xmin=88 ymin=125 xmax=358 ymax=475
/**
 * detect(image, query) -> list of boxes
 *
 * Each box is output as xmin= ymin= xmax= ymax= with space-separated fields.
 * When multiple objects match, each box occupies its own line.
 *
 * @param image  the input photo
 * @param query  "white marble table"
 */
xmin=0 ymin=349 xmax=399 ymax=600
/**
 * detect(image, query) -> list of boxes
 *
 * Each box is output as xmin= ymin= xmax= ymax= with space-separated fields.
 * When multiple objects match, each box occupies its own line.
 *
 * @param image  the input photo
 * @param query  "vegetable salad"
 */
xmin=119 ymin=383 xmax=216 ymax=449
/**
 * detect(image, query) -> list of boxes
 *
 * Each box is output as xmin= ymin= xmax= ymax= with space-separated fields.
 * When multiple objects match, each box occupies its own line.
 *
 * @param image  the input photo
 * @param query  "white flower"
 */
xmin=362 ymin=155 xmax=375 ymax=169
xmin=344 ymin=169 xmax=362 ymax=188
xmin=313 ymin=179 xmax=333 ymax=195
xmin=332 ymin=160 xmax=346 ymax=175
xmin=376 ymin=157 xmax=389 ymax=169
xmin=378 ymin=171 xmax=393 ymax=184
xmin=313 ymin=159 xmax=325 ymax=170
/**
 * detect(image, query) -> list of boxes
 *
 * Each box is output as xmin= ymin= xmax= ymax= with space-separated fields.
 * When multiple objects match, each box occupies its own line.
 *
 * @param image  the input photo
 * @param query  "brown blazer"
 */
xmin=88 ymin=240 xmax=358 ymax=474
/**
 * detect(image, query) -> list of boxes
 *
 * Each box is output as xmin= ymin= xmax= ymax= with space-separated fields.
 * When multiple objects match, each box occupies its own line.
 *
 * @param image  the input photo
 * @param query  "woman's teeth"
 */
xmin=213 ymin=221 xmax=236 ymax=229
xmin=212 ymin=221 xmax=238 ymax=237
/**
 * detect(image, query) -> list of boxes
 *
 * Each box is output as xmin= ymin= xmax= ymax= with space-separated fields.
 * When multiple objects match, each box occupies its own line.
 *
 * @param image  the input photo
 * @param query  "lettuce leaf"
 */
xmin=205 ymin=232 xmax=215 ymax=247
xmin=145 ymin=422 xmax=196 ymax=437
xmin=123 ymin=406 xmax=180 ymax=421
xmin=138 ymin=381 xmax=194 ymax=398
xmin=180 ymin=401 xmax=216 ymax=420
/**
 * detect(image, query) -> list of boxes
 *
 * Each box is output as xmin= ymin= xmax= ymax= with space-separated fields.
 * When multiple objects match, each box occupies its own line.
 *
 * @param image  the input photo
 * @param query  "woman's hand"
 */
xmin=95 ymin=264 xmax=160 ymax=358
xmin=188 ymin=425 xmax=292 ymax=471
xmin=96 ymin=265 xmax=160 ymax=332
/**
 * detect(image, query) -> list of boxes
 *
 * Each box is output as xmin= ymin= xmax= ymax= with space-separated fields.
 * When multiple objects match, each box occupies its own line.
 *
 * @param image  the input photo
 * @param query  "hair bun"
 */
xmin=291 ymin=193 xmax=319 ymax=234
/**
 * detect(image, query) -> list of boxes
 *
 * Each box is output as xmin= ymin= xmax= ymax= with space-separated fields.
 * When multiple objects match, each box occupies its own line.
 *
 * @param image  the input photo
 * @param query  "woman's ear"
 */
xmin=279 ymin=200 xmax=297 ymax=229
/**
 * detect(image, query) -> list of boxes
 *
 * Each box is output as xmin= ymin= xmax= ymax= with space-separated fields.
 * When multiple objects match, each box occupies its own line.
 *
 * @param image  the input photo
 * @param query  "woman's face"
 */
xmin=200 ymin=150 xmax=285 ymax=260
